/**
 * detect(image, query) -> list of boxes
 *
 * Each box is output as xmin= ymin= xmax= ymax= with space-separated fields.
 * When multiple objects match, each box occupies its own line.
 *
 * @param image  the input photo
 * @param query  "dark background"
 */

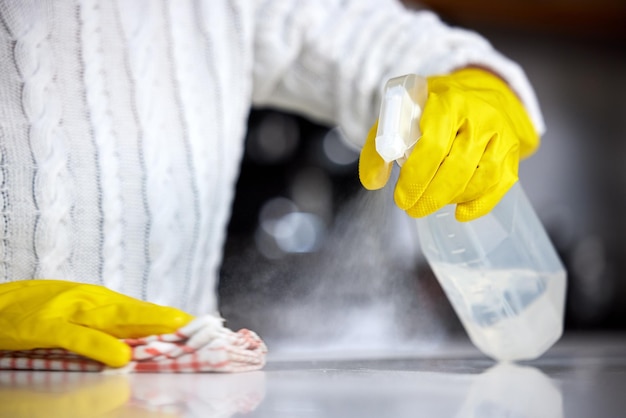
xmin=219 ymin=0 xmax=626 ymax=353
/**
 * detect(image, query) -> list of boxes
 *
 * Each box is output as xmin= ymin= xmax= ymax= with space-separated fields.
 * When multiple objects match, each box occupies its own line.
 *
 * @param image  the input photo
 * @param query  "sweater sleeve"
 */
xmin=251 ymin=0 xmax=545 ymax=149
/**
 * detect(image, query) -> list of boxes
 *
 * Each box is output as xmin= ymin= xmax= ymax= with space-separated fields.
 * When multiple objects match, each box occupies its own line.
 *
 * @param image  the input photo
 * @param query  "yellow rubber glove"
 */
xmin=359 ymin=68 xmax=540 ymax=221
xmin=0 ymin=280 xmax=194 ymax=368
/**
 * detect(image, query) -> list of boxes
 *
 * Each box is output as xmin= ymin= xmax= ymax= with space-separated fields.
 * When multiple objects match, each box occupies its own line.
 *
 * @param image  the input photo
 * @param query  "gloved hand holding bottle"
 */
xmin=0 ymin=280 xmax=194 ymax=368
xmin=359 ymin=67 xmax=540 ymax=221
xmin=358 ymin=68 xmax=566 ymax=362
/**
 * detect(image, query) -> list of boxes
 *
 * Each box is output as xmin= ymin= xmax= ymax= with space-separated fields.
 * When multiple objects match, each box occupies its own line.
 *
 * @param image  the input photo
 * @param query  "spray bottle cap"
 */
xmin=375 ymin=74 xmax=428 ymax=166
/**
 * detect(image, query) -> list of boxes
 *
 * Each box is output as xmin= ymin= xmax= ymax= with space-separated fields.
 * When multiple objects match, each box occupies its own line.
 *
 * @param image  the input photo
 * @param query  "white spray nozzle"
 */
xmin=375 ymin=74 xmax=428 ymax=165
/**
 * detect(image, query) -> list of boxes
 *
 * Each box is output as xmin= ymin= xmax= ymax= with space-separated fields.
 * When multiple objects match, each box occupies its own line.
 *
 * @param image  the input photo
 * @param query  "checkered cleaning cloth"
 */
xmin=0 ymin=316 xmax=267 ymax=373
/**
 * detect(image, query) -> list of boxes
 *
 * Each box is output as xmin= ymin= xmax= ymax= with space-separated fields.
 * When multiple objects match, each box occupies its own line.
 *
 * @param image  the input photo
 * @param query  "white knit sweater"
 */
xmin=0 ymin=0 xmax=544 ymax=315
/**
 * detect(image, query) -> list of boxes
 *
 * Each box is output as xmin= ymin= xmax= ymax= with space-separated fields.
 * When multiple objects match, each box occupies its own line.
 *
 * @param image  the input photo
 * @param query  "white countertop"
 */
xmin=1 ymin=333 xmax=625 ymax=417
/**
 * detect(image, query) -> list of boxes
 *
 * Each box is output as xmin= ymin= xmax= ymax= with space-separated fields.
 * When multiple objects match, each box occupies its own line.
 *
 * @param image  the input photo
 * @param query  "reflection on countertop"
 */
xmin=0 ymin=370 xmax=266 ymax=418
xmin=1 ymin=333 xmax=625 ymax=418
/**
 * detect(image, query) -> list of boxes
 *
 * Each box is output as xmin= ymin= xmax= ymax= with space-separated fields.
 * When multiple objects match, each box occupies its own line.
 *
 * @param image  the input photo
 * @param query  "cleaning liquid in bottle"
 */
xmin=376 ymin=74 xmax=567 ymax=361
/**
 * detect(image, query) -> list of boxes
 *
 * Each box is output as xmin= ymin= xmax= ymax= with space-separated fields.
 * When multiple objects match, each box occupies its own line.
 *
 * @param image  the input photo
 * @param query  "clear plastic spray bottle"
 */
xmin=376 ymin=74 xmax=567 ymax=361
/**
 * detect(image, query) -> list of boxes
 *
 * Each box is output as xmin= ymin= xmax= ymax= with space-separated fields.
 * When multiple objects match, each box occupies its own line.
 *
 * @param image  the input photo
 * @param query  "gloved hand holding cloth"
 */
xmin=359 ymin=68 xmax=540 ymax=221
xmin=0 ymin=280 xmax=267 ymax=372
xmin=0 ymin=279 xmax=194 ymax=367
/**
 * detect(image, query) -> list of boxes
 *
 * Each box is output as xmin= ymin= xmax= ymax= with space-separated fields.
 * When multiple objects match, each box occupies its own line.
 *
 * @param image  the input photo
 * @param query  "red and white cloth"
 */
xmin=0 ymin=316 xmax=267 ymax=373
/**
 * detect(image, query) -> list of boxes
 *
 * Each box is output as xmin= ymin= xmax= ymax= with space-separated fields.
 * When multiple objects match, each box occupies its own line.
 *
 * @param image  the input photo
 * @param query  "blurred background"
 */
xmin=219 ymin=0 xmax=626 ymax=354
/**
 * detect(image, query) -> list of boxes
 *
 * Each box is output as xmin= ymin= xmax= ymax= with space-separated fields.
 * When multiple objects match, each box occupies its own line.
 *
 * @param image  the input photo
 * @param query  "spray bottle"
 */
xmin=376 ymin=74 xmax=567 ymax=361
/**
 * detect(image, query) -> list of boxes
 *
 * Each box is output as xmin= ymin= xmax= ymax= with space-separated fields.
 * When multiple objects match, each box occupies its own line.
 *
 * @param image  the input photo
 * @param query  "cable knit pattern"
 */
xmin=0 ymin=140 xmax=8 ymax=282
xmin=117 ymin=0 xmax=190 ymax=304
xmin=9 ymin=2 xmax=72 ymax=279
xmin=166 ymin=0 xmax=215 ymax=310
xmin=0 ymin=0 xmax=544 ymax=314
xmin=79 ymin=0 xmax=125 ymax=289
xmin=186 ymin=0 xmax=252 ymax=313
